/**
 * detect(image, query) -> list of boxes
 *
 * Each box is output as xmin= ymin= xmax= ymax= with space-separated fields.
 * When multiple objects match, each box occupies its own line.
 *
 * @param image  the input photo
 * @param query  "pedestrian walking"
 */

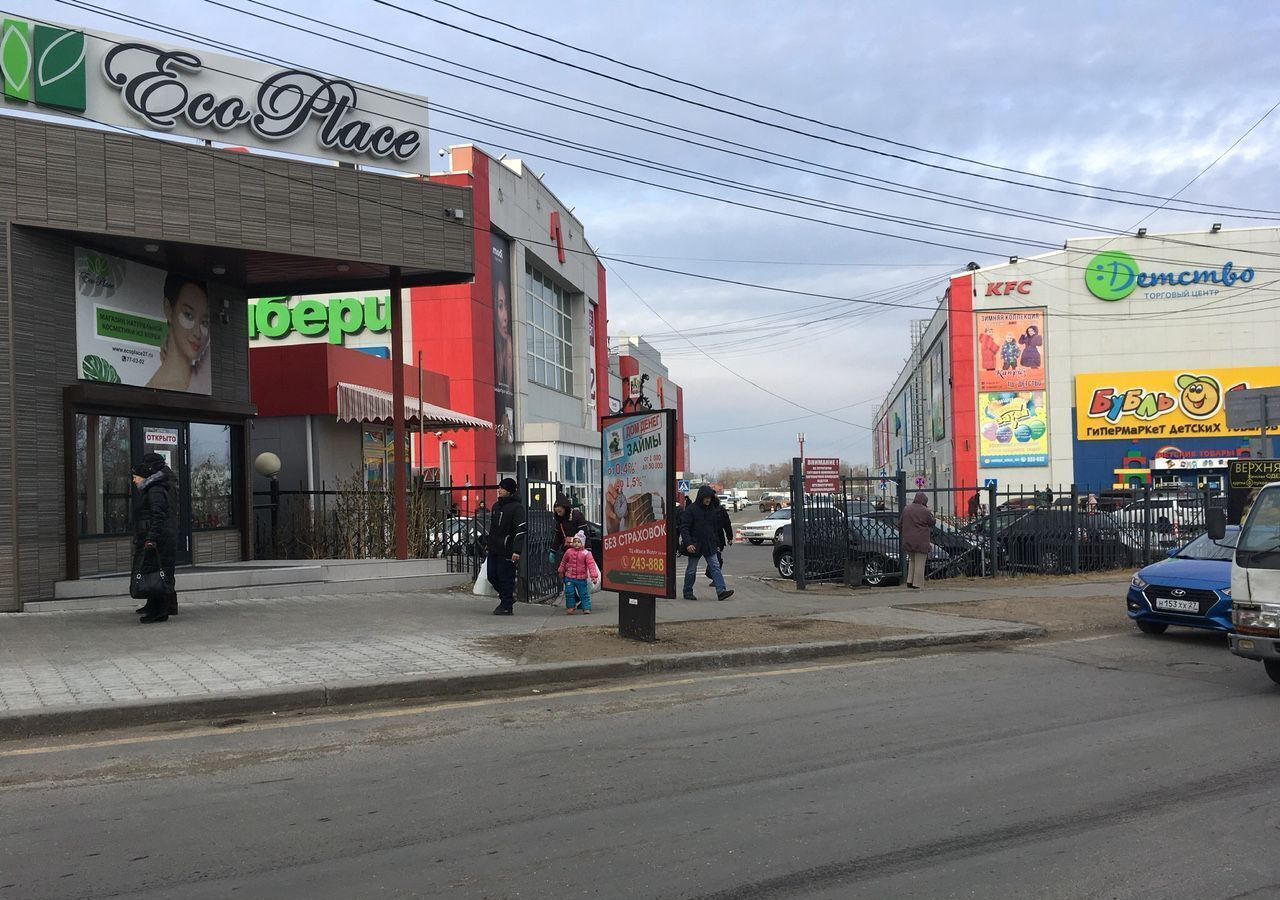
xmin=558 ymin=530 xmax=600 ymax=614
xmin=898 ymin=492 xmax=935 ymax=590
xmin=485 ymin=477 xmax=527 ymax=615
xmin=706 ymin=492 xmax=733 ymax=586
xmin=131 ymin=451 xmax=179 ymax=623
xmin=680 ymin=485 xmax=734 ymax=601
xmin=551 ymin=495 xmax=585 ymax=562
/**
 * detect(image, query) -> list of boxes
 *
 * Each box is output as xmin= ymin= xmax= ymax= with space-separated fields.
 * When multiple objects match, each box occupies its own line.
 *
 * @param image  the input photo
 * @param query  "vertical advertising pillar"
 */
xmin=601 ymin=410 xmax=676 ymax=642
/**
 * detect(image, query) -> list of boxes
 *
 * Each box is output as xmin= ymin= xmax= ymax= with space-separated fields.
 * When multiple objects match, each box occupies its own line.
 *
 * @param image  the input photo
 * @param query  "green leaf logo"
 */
xmin=1 ymin=19 xmax=31 ymax=102
xmin=87 ymin=254 xmax=108 ymax=277
xmin=32 ymin=24 xmax=84 ymax=112
xmin=82 ymin=355 xmax=121 ymax=383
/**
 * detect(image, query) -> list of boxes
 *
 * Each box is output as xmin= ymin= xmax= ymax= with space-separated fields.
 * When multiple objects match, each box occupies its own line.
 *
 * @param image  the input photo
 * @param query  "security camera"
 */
xmin=433 ymin=431 xmax=445 ymax=438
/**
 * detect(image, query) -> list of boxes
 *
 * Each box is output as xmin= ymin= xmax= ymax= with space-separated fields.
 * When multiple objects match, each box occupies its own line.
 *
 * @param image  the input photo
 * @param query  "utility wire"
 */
xmin=373 ymin=0 xmax=1280 ymax=216
xmin=424 ymin=0 xmax=1280 ymax=214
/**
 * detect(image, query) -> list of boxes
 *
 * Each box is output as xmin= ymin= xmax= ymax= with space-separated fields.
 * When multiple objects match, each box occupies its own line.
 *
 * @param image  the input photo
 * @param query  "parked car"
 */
xmin=431 ymin=516 xmax=487 ymax=557
xmin=967 ymin=508 xmax=1131 ymax=573
xmin=738 ymin=507 xmax=792 ymax=544
xmin=864 ymin=510 xmax=983 ymax=577
xmin=1127 ymin=527 xmax=1238 ymax=635
xmin=759 ymin=493 xmax=790 ymax=513
xmin=1113 ymin=495 xmax=1207 ymax=554
xmin=771 ymin=517 xmax=947 ymax=587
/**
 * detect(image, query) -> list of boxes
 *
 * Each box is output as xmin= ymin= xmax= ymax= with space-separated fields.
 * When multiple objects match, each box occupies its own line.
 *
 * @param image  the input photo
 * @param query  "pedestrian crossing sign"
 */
xmin=677 ymin=479 xmax=691 ymax=494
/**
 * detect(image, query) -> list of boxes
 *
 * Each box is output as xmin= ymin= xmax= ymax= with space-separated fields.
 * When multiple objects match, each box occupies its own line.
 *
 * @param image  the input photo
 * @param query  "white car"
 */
xmin=738 ymin=508 xmax=793 ymax=544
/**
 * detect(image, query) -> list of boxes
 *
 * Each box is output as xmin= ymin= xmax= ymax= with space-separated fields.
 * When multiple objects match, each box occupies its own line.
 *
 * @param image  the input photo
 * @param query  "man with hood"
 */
xmin=898 ymin=492 xmax=935 ymax=590
xmin=551 ymin=495 xmax=585 ymax=560
xmin=131 ymin=451 xmax=179 ymax=623
xmin=679 ymin=485 xmax=734 ymax=601
xmin=486 ymin=477 xmax=527 ymax=615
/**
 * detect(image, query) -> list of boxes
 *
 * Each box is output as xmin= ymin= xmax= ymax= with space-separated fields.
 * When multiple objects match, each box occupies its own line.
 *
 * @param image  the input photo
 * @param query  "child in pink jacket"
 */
xmin=558 ymin=530 xmax=600 ymax=614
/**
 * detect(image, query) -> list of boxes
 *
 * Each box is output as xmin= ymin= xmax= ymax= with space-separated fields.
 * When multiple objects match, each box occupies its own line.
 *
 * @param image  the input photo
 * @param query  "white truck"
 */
xmin=1213 ymin=481 xmax=1280 ymax=683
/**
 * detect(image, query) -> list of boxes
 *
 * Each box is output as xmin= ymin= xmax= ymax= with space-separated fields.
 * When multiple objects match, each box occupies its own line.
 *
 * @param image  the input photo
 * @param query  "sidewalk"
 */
xmin=0 ymin=572 xmax=1129 ymax=738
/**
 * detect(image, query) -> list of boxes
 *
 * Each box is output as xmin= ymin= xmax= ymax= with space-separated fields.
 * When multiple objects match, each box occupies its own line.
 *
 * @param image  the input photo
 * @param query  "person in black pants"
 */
xmin=131 ymin=451 xmax=179 ymax=623
xmin=486 ymin=477 xmax=527 ymax=615
xmin=551 ymin=495 xmax=585 ymax=561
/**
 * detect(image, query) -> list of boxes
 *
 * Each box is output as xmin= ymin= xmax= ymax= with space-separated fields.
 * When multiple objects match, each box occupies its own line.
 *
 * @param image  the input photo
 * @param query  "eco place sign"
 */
xmin=2 ymin=18 xmax=428 ymax=175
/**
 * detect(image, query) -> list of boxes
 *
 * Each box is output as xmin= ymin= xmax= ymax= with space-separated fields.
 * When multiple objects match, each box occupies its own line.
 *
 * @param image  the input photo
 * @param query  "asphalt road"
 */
xmin=4 ymin=628 xmax=1279 ymax=899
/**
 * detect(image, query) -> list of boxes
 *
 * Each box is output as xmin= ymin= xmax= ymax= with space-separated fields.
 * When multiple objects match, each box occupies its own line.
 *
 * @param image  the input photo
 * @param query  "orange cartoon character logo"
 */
xmin=1175 ymin=374 xmax=1222 ymax=420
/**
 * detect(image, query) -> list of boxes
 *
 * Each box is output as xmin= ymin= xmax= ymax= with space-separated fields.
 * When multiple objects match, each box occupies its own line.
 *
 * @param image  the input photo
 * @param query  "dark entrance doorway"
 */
xmin=133 ymin=419 xmax=193 ymax=566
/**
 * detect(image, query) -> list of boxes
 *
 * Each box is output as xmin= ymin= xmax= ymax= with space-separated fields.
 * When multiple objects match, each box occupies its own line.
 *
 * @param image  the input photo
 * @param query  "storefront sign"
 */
xmin=804 ymin=457 xmax=841 ymax=494
xmin=1085 ymin=250 xmax=1255 ymax=302
xmin=2 ymin=19 xmax=429 ymax=174
xmin=984 ymin=280 xmax=1032 ymax=296
xmin=1228 ymin=459 xmax=1280 ymax=524
xmin=979 ymin=391 xmax=1049 ymax=467
xmin=143 ymin=429 xmax=178 ymax=446
xmin=248 ymin=294 xmax=392 ymax=345
xmin=601 ymin=410 xmax=676 ymax=598
xmin=1075 ymin=366 xmax=1280 ymax=440
xmin=975 ymin=309 xmax=1045 ymax=393
xmin=74 ymin=247 xmax=213 ymax=395
xmin=491 ymin=233 xmax=517 ymax=476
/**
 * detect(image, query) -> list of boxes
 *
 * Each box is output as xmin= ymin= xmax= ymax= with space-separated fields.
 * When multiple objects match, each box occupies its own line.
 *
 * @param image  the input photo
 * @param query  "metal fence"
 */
xmin=787 ymin=463 xmax=1215 ymax=589
xmin=253 ymin=468 xmax=569 ymax=604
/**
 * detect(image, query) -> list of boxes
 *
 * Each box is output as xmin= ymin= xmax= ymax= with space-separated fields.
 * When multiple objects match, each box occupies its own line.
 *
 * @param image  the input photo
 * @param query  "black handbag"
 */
xmin=130 ymin=546 xmax=169 ymax=599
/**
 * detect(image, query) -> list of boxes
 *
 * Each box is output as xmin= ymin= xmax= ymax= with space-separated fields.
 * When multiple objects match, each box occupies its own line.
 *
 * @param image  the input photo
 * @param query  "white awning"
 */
xmin=335 ymin=382 xmax=492 ymax=430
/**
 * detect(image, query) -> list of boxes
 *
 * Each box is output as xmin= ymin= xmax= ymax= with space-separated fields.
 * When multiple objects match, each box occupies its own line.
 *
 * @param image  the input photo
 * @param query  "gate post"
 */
xmin=791 ymin=457 xmax=807 ymax=591
xmin=516 ymin=458 xmax=529 ymax=597
xmin=896 ymin=470 xmax=908 ymax=582
xmin=1141 ymin=483 xmax=1152 ymax=565
xmin=987 ymin=483 xmax=998 ymax=576
xmin=1070 ymin=483 xmax=1080 ymax=574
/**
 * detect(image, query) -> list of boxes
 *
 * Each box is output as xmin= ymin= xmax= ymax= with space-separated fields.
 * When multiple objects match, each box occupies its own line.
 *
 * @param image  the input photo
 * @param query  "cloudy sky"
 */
xmin=17 ymin=0 xmax=1280 ymax=472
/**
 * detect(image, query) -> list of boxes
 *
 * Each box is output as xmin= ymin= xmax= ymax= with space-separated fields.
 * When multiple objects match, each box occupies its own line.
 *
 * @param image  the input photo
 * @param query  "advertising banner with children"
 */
xmin=601 ymin=410 xmax=676 ymax=597
xmin=976 ymin=309 xmax=1046 ymax=393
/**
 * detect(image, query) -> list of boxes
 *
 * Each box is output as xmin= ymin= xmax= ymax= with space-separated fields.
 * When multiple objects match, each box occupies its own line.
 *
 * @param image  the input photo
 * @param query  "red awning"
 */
xmin=335 ymin=382 xmax=492 ymax=430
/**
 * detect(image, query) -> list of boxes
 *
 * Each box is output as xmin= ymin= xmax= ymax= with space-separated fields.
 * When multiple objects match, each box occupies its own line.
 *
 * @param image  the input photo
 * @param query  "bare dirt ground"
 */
xmin=475 ymin=617 xmax=919 ymax=664
xmin=906 ymin=594 xmax=1130 ymax=635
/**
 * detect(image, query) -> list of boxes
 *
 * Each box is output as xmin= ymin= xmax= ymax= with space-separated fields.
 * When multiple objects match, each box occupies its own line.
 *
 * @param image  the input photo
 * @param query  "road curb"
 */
xmin=0 ymin=624 xmax=1043 ymax=740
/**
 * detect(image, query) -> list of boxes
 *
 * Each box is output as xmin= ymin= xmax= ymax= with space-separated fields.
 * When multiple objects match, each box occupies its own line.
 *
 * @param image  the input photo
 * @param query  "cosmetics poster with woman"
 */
xmin=491 ymin=233 xmax=517 ymax=475
xmin=74 ymin=248 xmax=213 ymax=395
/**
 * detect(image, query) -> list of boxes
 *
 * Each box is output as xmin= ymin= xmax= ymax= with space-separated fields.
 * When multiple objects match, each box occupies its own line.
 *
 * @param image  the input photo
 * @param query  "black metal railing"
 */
xmin=787 ymin=468 xmax=1216 ymax=588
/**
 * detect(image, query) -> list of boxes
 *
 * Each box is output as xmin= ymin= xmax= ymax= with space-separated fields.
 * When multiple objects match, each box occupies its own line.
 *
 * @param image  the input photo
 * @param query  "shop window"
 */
xmin=363 ymin=428 xmax=389 ymax=486
xmin=75 ymin=414 xmax=132 ymax=536
xmin=525 ymin=263 xmax=574 ymax=394
xmin=190 ymin=423 xmax=234 ymax=529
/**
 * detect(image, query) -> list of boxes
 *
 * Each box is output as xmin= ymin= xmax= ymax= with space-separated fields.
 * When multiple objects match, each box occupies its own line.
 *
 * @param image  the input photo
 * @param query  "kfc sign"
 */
xmin=985 ymin=280 xmax=1032 ymax=297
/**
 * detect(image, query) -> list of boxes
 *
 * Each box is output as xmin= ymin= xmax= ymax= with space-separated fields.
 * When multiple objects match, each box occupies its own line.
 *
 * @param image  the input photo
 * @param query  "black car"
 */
xmin=864 ymin=510 xmax=984 ymax=577
xmin=968 ymin=508 xmax=1131 ymax=573
xmin=771 ymin=517 xmax=906 ymax=587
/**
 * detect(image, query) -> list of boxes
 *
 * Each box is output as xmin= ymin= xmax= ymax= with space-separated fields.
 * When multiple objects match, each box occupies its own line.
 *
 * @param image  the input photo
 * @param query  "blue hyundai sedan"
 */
xmin=1127 ymin=527 xmax=1239 ymax=635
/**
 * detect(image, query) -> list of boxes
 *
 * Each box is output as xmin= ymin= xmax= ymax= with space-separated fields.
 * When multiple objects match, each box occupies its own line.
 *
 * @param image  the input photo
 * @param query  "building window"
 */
xmin=525 ymin=263 xmax=573 ymax=394
xmin=191 ymin=423 xmax=234 ymax=529
xmin=75 ymin=414 xmax=132 ymax=537
xmin=363 ymin=428 xmax=388 ymax=486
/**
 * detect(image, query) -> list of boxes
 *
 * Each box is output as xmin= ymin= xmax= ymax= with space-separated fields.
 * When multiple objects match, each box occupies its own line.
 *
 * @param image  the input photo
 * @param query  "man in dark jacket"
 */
xmin=898 ymin=492 xmax=935 ymax=590
xmin=679 ymin=485 xmax=734 ymax=601
xmin=132 ymin=451 xmax=179 ymax=623
xmin=486 ymin=477 xmax=527 ymax=615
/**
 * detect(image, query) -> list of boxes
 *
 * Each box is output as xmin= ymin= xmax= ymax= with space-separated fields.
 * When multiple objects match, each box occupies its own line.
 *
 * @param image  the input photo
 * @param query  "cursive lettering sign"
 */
xmin=101 ymin=43 xmax=421 ymax=164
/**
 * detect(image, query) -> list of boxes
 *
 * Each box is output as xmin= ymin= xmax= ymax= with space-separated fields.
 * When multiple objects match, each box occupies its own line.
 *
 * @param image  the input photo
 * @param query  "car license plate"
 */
xmin=1154 ymin=597 xmax=1198 ymax=613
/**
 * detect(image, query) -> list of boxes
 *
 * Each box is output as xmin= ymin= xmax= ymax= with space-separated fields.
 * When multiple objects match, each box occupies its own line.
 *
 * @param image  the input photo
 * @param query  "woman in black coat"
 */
xmin=132 ymin=451 xmax=179 ymax=623
xmin=551 ymin=495 xmax=585 ymax=559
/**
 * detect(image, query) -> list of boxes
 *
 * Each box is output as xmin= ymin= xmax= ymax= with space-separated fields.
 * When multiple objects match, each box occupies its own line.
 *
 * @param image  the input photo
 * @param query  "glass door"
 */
xmin=132 ymin=419 xmax=193 ymax=565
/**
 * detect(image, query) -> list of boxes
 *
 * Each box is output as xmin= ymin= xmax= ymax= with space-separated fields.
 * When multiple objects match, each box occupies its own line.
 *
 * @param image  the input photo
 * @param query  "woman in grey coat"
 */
xmin=898 ymin=492 xmax=935 ymax=590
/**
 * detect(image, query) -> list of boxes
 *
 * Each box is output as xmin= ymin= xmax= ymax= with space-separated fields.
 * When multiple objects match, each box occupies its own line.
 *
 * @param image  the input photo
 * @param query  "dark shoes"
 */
xmin=717 ymin=590 xmax=735 ymax=601
xmin=683 ymin=593 xmax=697 ymax=600
xmin=139 ymin=611 xmax=168 ymax=623
xmin=493 ymin=605 xmax=514 ymax=616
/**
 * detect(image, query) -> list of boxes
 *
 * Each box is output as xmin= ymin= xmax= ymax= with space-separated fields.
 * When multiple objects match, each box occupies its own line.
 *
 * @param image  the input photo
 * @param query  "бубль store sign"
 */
xmin=1 ymin=18 xmax=428 ymax=175
xmin=1085 ymin=250 xmax=1255 ymax=302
